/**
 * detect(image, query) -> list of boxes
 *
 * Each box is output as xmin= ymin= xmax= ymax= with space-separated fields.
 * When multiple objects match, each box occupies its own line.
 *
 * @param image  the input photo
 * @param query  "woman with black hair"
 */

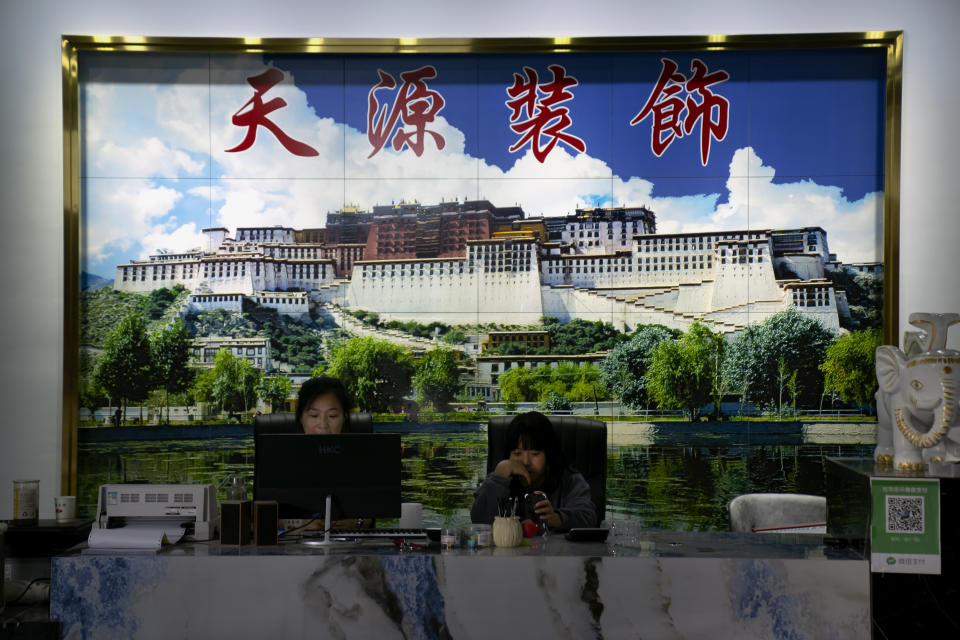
xmin=470 ymin=411 xmax=597 ymax=532
xmin=296 ymin=376 xmax=353 ymax=434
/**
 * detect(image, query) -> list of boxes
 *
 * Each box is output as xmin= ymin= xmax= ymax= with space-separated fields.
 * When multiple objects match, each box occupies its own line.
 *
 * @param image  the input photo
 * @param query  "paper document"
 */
xmin=87 ymin=520 xmax=188 ymax=550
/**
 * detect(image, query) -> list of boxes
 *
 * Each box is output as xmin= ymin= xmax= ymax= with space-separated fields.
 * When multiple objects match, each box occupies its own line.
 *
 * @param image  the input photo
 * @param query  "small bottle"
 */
xmin=13 ymin=480 xmax=39 ymax=526
xmin=224 ymin=475 xmax=247 ymax=501
xmin=440 ymin=527 xmax=459 ymax=549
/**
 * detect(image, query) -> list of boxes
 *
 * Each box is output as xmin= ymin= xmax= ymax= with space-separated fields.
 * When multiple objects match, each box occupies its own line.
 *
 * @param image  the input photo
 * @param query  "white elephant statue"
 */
xmin=874 ymin=312 xmax=960 ymax=470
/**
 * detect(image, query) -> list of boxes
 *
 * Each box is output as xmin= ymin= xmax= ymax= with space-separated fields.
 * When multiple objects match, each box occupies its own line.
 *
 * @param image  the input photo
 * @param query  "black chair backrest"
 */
xmin=253 ymin=412 xmax=373 ymax=434
xmin=487 ymin=415 xmax=606 ymax=523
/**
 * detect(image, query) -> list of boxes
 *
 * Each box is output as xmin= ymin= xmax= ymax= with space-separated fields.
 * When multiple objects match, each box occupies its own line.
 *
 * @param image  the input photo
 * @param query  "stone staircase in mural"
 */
xmin=557 ymin=283 xmax=790 ymax=335
xmin=698 ymin=298 xmax=788 ymax=332
xmin=313 ymin=278 xmax=351 ymax=299
xmin=317 ymin=300 xmax=437 ymax=351
xmin=316 ymin=276 xmax=791 ymax=340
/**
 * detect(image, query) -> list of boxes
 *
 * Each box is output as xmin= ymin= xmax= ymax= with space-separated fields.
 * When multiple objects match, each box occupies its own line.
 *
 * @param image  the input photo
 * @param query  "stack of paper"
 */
xmin=85 ymin=521 xmax=187 ymax=553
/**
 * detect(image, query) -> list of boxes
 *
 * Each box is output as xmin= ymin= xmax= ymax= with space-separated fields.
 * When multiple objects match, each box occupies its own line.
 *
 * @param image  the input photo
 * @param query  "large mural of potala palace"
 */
xmin=113 ymin=200 xmax=881 ymax=336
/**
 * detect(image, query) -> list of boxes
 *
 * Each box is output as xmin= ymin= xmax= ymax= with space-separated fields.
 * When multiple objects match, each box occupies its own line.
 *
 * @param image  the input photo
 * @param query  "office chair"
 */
xmin=728 ymin=493 xmax=827 ymax=533
xmin=253 ymin=411 xmax=373 ymax=434
xmin=487 ymin=415 xmax=607 ymax=523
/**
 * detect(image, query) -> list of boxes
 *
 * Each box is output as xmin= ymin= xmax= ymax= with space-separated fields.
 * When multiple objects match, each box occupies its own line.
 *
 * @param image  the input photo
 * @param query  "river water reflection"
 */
xmin=76 ymin=421 xmax=875 ymax=531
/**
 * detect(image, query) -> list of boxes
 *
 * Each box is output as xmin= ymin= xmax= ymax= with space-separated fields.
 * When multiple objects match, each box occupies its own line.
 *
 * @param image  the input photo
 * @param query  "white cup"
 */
xmin=55 ymin=496 xmax=76 ymax=522
xmin=399 ymin=502 xmax=422 ymax=529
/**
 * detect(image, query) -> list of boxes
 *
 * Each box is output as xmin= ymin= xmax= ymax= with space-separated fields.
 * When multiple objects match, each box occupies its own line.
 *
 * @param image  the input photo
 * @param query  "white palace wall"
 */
xmin=348 ymin=261 xmax=544 ymax=324
xmin=117 ymin=257 xmax=336 ymax=297
xmin=710 ymin=259 xmax=785 ymax=310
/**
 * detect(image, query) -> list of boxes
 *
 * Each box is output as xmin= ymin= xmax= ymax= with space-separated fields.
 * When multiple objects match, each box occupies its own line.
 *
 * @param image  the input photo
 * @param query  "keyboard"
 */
xmin=315 ymin=527 xmax=429 ymax=540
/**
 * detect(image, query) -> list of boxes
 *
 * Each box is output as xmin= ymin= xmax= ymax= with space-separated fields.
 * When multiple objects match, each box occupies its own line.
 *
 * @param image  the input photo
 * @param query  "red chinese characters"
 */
xmin=505 ymin=65 xmax=586 ymax=162
xmin=225 ymin=68 xmax=318 ymax=157
xmin=630 ymin=58 xmax=730 ymax=166
xmin=367 ymin=66 xmax=446 ymax=158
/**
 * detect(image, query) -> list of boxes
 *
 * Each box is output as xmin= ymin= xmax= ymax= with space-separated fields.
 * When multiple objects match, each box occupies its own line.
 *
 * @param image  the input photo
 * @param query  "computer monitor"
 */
xmin=254 ymin=432 xmax=401 ymax=521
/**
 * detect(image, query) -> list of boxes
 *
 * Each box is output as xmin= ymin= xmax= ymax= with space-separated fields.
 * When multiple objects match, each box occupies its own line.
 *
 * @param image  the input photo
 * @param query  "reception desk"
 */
xmin=50 ymin=526 xmax=869 ymax=639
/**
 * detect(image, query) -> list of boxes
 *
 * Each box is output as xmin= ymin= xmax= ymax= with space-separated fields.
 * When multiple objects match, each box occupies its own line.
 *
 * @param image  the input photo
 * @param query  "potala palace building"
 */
xmin=114 ymin=201 xmax=873 ymax=335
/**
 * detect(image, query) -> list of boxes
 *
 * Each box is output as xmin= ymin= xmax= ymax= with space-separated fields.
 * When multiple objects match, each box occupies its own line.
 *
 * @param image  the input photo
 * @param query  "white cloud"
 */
xmin=86 ymin=181 xmax=183 ymax=262
xmin=96 ymin=138 xmax=205 ymax=177
xmin=84 ymin=68 xmax=208 ymax=178
xmin=212 ymin=180 xmax=345 ymax=231
xmin=155 ymin=67 xmax=216 ymax=152
xmin=139 ymin=222 xmax=207 ymax=260
xmin=712 ymin=148 xmax=881 ymax=262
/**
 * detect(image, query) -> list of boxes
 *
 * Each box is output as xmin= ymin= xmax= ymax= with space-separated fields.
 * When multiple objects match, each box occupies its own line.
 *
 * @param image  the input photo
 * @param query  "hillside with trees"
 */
xmin=80 ymin=285 xmax=189 ymax=346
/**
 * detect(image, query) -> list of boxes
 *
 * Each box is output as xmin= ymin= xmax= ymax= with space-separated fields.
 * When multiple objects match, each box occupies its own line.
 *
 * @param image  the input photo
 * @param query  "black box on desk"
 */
xmin=253 ymin=501 xmax=278 ymax=545
xmin=824 ymin=457 xmax=873 ymax=547
xmin=825 ymin=457 xmax=959 ymax=566
xmin=826 ymin=457 xmax=960 ymax=638
xmin=220 ymin=500 xmax=251 ymax=545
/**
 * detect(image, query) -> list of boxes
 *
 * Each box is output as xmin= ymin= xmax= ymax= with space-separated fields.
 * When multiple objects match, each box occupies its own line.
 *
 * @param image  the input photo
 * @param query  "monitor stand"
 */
xmin=298 ymin=494 xmax=360 ymax=547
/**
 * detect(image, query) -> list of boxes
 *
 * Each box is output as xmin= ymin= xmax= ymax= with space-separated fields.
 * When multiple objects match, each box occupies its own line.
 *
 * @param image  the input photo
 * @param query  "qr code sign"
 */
xmin=886 ymin=495 xmax=925 ymax=534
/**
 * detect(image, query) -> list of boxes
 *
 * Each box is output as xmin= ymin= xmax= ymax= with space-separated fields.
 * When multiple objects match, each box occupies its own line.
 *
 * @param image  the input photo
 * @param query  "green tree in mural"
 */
xmin=820 ymin=327 xmax=882 ymax=407
xmin=256 ymin=375 xmax=293 ymax=413
xmin=722 ymin=309 xmax=834 ymax=410
xmin=548 ymin=318 xmax=626 ymax=354
xmin=150 ymin=319 xmax=195 ymax=424
xmin=776 ymin=356 xmax=800 ymax=418
xmin=235 ymin=360 xmax=260 ymax=416
xmin=441 ymin=328 xmax=467 ymax=345
xmin=145 ymin=285 xmax=186 ymax=319
xmin=191 ymin=368 xmax=214 ymax=407
xmin=412 ymin=348 xmax=463 ymax=412
xmin=498 ymin=361 xmax=607 ymax=405
xmin=326 ymin=336 xmax=414 ymax=412
xmin=567 ymin=362 xmax=607 ymax=403
xmin=535 ymin=366 xmax=568 ymax=402
xmin=196 ymin=348 xmax=262 ymax=416
xmin=499 ymin=365 xmax=539 ymax=404
xmin=599 ymin=324 xmax=678 ymax=409
xmin=533 ymin=361 xmax=606 ymax=402
xmin=647 ymin=322 xmax=725 ymax=420
xmin=723 ymin=323 xmax=761 ymax=413
xmin=78 ymin=350 xmax=108 ymax=421
xmin=94 ymin=311 xmax=153 ymax=423
xmin=709 ymin=345 xmax=734 ymax=420
xmin=538 ymin=391 xmax=574 ymax=413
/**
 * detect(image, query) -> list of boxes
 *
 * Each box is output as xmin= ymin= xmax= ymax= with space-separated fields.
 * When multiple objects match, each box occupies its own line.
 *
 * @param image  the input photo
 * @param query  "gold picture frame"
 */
xmin=61 ymin=32 xmax=902 ymax=495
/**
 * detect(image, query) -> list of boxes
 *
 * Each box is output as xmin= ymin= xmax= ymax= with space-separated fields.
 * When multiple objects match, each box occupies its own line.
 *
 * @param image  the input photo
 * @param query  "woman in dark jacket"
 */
xmin=470 ymin=411 xmax=597 ymax=532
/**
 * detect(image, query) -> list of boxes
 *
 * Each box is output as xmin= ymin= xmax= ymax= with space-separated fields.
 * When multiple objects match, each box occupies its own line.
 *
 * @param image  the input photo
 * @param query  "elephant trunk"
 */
xmin=943 ymin=378 xmax=957 ymax=426
xmin=895 ymin=378 xmax=957 ymax=448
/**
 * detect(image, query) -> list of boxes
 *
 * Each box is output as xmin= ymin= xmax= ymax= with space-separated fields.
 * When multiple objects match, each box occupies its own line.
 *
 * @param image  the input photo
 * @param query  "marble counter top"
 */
xmin=51 ymin=526 xmax=870 ymax=639
xmin=89 ymin=526 xmax=860 ymax=561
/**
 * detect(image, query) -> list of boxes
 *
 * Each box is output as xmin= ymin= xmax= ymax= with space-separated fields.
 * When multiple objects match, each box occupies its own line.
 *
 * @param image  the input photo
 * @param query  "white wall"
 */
xmin=1 ymin=0 xmax=958 ymax=518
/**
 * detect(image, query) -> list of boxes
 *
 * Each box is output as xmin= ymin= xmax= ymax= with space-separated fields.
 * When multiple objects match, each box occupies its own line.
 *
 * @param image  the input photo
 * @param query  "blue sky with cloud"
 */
xmin=79 ymin=47 xmax=886 ymax=277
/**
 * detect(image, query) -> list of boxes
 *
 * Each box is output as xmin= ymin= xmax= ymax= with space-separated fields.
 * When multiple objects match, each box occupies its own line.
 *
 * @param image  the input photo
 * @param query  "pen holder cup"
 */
xmin=492 ymin=516 xmax=523 ymax=547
